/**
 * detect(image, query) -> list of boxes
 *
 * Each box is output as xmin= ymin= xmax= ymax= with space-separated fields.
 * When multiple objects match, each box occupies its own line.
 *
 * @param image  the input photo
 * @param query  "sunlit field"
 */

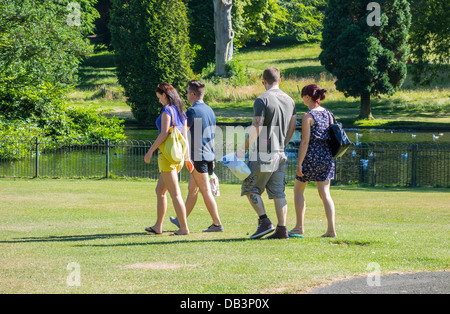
xmin=1 ymin=179 xmax=448 ymax=293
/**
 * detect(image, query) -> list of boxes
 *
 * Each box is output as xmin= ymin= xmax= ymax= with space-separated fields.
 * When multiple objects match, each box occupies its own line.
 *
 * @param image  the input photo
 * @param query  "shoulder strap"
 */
xmin=167 ymin=106 xmax=176 ymax=128
xmin=327 ymin=109 xmax=337 ymax=124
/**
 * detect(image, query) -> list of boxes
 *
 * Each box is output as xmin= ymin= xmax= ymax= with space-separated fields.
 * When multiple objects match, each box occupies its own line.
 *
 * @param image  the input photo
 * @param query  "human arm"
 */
xmin=237 ymin=98 xmax=265 ymax=159
xmin=286 ymin=113 xmax=298 ymax=145
xmin=184 ymin=122 xmax=194 ymax=173
xmin=296 ymin=113 xmax=313 ymax=177
xmin=237 ymin=115 xmax=264 ymax=159
xmin=144 ymin=112 xmax=171 ymax=164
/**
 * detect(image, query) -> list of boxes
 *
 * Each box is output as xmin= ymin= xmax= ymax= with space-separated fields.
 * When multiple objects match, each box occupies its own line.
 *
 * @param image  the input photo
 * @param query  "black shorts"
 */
xmin=193 ymin=160 xmax=214 ymax=175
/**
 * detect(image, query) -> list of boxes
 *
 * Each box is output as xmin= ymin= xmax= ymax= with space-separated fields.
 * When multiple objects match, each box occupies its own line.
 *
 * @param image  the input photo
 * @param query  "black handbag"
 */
xmin=327 ymin=111 xmax=352 ymax=158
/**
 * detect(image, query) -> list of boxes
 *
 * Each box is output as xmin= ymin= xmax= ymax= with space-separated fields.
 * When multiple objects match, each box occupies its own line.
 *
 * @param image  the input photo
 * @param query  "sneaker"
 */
xmin=170 ymin=216 xmax=180 ymax=228
xmin=202 ymin=224 xmax=224 ymax=232
xmin=266 ymin=225 xmax=289 ymax=239
xmin=250 ymin=218 xmax=275 ymax=239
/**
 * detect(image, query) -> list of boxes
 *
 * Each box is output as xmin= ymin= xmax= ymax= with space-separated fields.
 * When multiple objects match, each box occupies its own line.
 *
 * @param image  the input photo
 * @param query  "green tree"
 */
xmin=320 ymin=0 xmax=411 ymax=119
xmin=183 ymin=0 xmax=215 ymax=73
xmin=93 ymin=0 xmax=114 ymax=51
xmin=110 ymin=0 xmax=192 ymax=124
xmin=276 ymin=0 xmax=326 ymax=42
xmin=0 ymin=0 xmax=97 ymax=94
xmin=408 ymin=0 xmax=450 ymax=85
xmin=233 ymin=0 xmax=286 ymax=47
xmin=181 ymin=0 xmax=285 ymax=75
xmin=0 ymin=0 xmax=124 ymax=149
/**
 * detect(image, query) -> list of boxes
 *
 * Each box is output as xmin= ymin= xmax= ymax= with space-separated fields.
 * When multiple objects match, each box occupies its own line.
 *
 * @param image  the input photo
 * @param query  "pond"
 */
xmin=1 ymin=123 xmax=449 ymax=187
xmin=1 ymin=137 xmax=448 ymax=187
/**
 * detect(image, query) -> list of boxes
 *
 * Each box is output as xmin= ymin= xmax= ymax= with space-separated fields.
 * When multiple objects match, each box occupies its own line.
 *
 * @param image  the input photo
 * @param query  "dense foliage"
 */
xmin=276 ymin=0 xmax=326 ymax=42
xmin=110 ymin=0 xmax=192 ymax=124
xmin=408 ymin=0 xmax=450 ymax=85
xmin=320 ymin=0 xmax=411 ymax=119
xmin=183 ymin=0 xmax=215 ymax=73
xmin=0 ymin=0 xmax=125 ymax=160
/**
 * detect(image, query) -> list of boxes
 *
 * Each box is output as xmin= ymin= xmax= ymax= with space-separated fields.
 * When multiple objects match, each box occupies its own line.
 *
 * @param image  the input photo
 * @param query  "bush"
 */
xmin=0 ymin=118 xmax=43 ymax=160
xmin=201 ymin=55 xmax=253 ymax=88
xmin=0 ymin=0 xmax=125 ymax=160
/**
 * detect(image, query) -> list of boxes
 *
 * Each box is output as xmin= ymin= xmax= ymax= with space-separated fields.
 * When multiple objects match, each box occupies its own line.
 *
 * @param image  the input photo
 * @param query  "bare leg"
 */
xmin=273 ymin=198 xmax=287 ymax=227
xmin=161 ymin=170 xmax=189 ymax=235
xmin=291 ymin=180 xmax=307 ymax=235
xmin=246 ymin=193 xmax=266 ymax=217
xmin=317 ymin=180 xmax=336 ymax=237
xmin=150 ymin=175 xmax=167 ymax=234
xmin=185 ymin=174 xmax=199 ymax=218
xmin=192 ymin=169 xmax=222 ymax=226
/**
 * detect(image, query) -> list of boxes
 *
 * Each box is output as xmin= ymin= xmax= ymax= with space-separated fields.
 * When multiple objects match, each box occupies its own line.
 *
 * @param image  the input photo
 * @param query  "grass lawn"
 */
xmin=0 ymin=179 xmax=448 ymax=293
xmin=69 ymin=42 xmax=450 ymax=130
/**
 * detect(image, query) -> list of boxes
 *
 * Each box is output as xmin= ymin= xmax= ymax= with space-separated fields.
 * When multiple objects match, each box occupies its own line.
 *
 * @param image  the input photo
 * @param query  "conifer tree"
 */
xmin=110 ymin=0 xmax=192 ymax=124
xmin=320 ymin=0 xmax=411 ymax=119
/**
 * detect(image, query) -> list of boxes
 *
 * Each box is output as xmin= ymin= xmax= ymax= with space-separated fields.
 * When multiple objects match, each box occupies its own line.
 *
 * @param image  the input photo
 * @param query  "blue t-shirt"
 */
xmin=186 ymin=100 xmax=216 ymax=161
xmin=156 ymin=105 xmax=186 ymax=134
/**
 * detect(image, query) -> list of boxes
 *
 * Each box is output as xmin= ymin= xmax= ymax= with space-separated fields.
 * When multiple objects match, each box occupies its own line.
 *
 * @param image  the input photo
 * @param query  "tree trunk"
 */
xmin=359 ymin=92 xmax=374 ymax=120
xmin=213 ymin=0 xmax=234 ymax=77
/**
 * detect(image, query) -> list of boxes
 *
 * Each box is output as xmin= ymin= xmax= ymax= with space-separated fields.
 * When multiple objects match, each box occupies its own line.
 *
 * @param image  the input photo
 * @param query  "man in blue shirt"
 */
xmin=170 ymin=80 xmax=223 ymax=232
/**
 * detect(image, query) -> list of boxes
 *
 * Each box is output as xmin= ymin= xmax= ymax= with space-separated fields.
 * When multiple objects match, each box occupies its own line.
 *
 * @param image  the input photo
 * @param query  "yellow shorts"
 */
xmin=158 ymin=151 xmax=184 ymax=173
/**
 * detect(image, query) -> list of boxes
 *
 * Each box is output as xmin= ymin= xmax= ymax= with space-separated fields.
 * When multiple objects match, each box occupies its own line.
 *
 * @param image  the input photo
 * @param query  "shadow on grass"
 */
xmin=0 ymin=233 xmax=250 ymax=246
xmin=0 ymin=233 xmax=143 ymax=244
xmin=77 ymin=237 xmax=251 ymax=248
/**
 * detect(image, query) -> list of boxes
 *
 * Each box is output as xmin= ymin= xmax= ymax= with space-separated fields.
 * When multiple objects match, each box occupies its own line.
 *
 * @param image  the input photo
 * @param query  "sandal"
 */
xmin=170 ymin=232 xmax=188 ymax=236
xmin=145 ymin=227 xmax=162 ymax=235
xmin=288 ymin=231 xmax=304 ymax=238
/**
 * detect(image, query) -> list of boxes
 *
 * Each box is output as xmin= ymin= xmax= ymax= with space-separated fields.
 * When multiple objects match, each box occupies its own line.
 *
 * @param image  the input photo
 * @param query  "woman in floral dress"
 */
xmin=291 ymin=84 xmax=337 ymax=238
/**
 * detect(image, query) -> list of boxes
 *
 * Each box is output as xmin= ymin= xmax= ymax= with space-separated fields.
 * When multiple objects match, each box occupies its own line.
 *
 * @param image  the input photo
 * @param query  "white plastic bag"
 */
xmin=222 ymin=152 xmax=251 ymax=181
xmin=209 ymin=173 xmax=220 ymax=197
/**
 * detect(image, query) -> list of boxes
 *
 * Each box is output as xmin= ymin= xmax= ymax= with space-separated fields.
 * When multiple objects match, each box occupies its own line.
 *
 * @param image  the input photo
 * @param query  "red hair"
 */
xmin=301 ymin=84 xmax=327 ymax=104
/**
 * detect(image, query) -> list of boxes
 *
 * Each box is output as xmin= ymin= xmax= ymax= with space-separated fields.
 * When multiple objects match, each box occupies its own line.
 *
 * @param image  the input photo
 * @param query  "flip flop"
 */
xmin=288 ymin=231 xmax=304 ymax=238
xmin=170 ymin=232 xmax=188 ymax=236
xmin=145 ymin=227 xmax=162 ymax=235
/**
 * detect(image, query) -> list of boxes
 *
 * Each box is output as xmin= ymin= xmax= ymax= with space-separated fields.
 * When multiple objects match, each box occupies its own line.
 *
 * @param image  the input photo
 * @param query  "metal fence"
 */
xmin=0 ymin=138 xmax=449 ymax=187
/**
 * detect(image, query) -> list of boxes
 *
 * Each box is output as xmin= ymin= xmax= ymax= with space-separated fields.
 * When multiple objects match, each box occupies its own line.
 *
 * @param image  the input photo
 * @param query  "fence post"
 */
xmin=106 ymin=139 xmax=110 ymax=179
xmin=34 ymin=137 xmax=39 ymax=178
xmin=411 ymin=144 xmax=418 ymax=187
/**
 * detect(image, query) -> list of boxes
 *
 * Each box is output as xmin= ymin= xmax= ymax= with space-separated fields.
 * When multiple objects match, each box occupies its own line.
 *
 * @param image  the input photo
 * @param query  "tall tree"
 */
xmin=110 ymin=0 xmax=192 ymax=124
xmin=213 ymin=0 xmax=285 ymax=76
xmin=213 ymin=0 xmax=234 ymax=77
xmin=320 ymin=0 xmax=411 ymax=119
xmin=93 ymin=0 xmax=113 ymax=51
xmin=183 ymin=0 xmax=215 ymax=73
xmin=0 ymin=0 xmax=124 ymax=143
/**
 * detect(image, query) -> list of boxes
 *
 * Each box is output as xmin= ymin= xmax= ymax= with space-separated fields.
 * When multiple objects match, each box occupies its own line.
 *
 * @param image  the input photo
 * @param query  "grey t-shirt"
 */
xmin=253 ymin=88 xmax=296 ymax=153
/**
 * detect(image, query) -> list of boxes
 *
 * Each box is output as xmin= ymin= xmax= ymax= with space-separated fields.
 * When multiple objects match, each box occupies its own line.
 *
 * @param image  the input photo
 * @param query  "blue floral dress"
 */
xmin=296 ymin=109 xmax=336 ymax=182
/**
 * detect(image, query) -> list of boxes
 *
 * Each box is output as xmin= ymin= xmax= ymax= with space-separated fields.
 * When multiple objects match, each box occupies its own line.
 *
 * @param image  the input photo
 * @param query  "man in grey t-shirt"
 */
xmin=238 ymin=67 xmax=297 ymax=239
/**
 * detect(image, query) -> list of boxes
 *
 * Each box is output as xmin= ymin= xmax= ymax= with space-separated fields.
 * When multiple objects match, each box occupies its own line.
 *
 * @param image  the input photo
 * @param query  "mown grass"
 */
xmin=206 ymin=42 xmax=449 ymax=126
xmin=0 ymin=179 xmax=448 ymax=293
